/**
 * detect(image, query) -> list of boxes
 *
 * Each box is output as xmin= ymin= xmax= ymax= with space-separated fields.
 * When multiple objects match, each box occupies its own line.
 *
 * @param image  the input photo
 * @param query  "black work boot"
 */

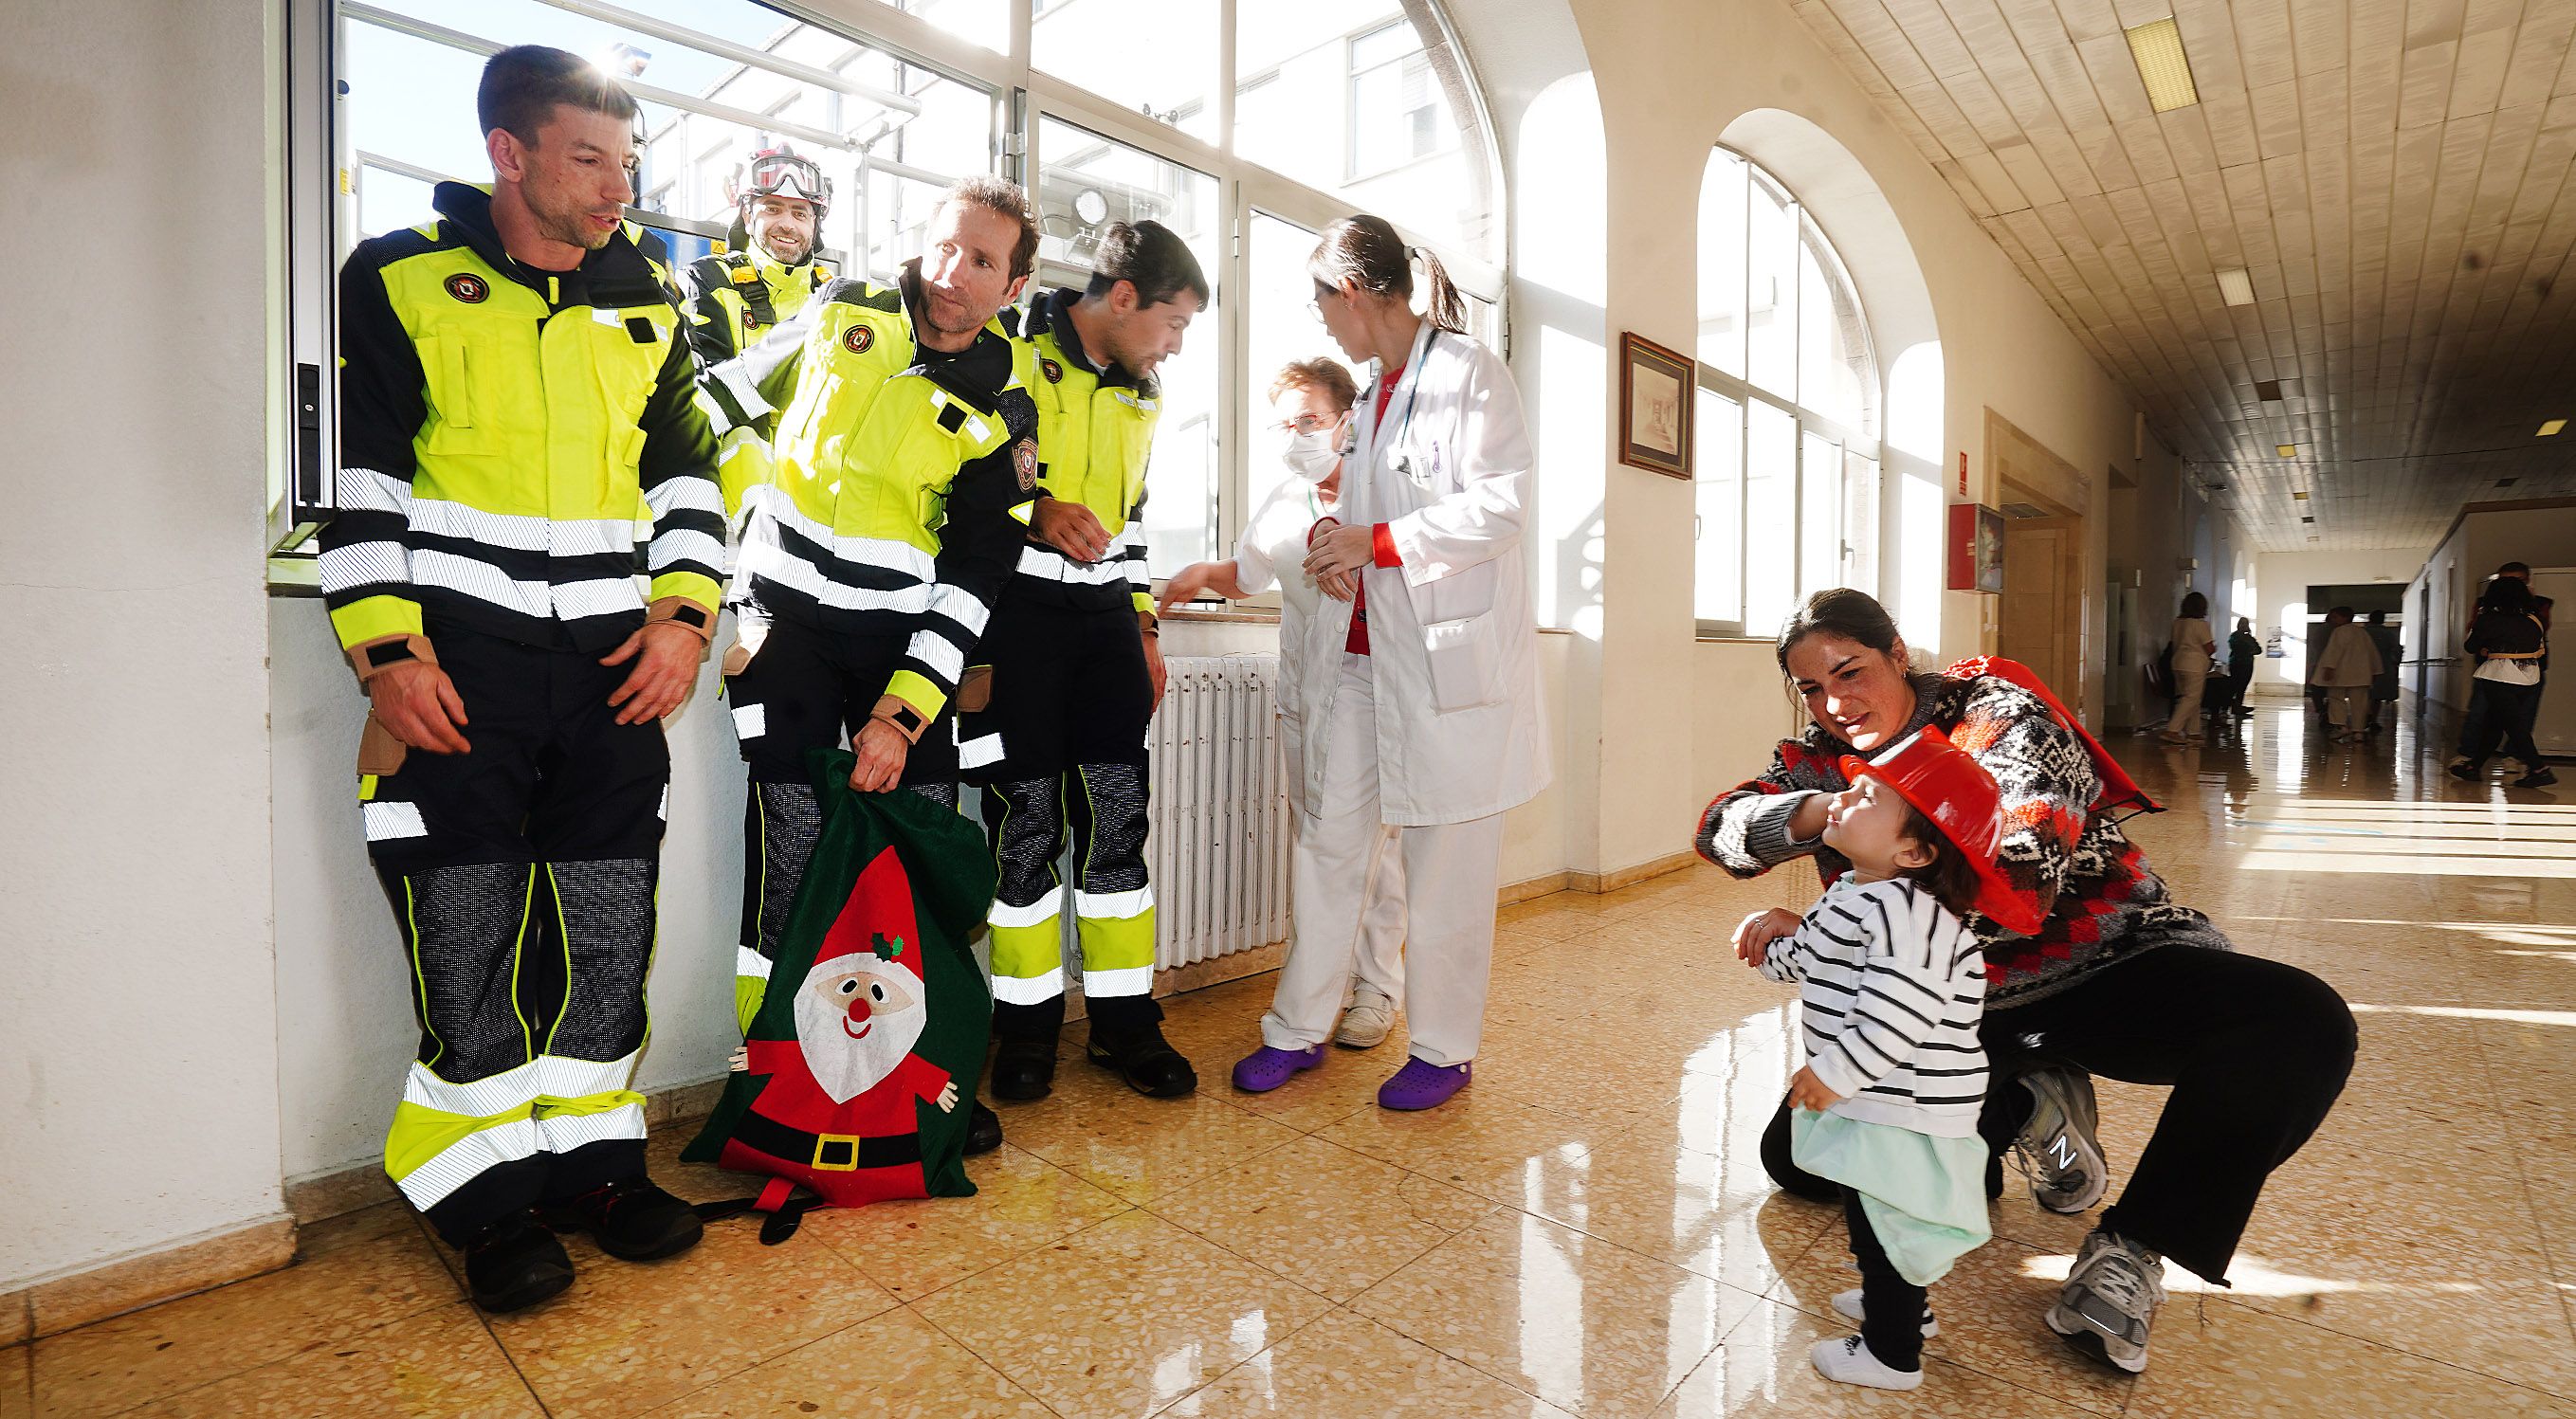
xmin=461 ymin=1213 xmax=575 ymax=1314
xmin=990 ymin=997 xmax=1066 ymax=1101
xmin=1086 ymin=996 xmax=1197 ymax=1098
xmin=539 ymin=1178 xmax=703 ymax=1262
xmin=965 ymin=1101 xmax=1005 ymax=1155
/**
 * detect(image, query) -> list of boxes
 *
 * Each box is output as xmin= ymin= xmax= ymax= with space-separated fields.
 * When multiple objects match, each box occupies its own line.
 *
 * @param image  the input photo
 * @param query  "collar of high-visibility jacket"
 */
xmin=429 ymin=180 xmax=667 ymax=312
xmin=1018 ymin=285 xmax=1154 ymax=396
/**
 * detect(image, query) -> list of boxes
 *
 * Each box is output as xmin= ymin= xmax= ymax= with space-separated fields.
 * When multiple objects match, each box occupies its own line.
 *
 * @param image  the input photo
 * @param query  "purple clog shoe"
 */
xmin=1231 ymin=1044 xmax=1325 ymax=1093
xmin=1377 ymin=1057 xmax=1471 ymax=1111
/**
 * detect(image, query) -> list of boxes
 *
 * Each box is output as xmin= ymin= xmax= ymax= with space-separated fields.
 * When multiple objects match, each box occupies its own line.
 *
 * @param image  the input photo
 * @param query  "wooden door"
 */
xmin=2000 ymin=516 xmax=2081 ymax=707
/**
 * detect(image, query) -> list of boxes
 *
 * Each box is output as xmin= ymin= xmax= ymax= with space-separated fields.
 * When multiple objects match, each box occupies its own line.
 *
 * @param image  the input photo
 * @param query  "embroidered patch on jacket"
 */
xmin=1013 ymin=438 xmax=1039 ymax=491
xmin=843 ymin=323 xmax=875 ymax=355
xmin=742 ymin=309 xmax=761 ymax=329
xmin=444 ymin=272 xmax=489 ymax=304
xmin=1039 ymin=356 xmax=1064 ymax=383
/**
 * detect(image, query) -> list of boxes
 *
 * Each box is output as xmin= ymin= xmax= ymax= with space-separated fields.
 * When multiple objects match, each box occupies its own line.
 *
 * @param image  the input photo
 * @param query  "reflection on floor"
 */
xmin=12 ymin=701 xmax=2571 ymax=1417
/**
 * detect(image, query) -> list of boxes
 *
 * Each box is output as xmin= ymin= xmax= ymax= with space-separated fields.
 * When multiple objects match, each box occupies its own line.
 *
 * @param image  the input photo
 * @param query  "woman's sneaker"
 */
xmin=2011 ymin=1067 xmax=2109 ymax=1213
xmin=2047 ymin=1228 xmax=2166 ymax=1373
xmin=1809 ymin=1335 xmax=1922 ymax=1391
xmin=1832 ymin=1288 xmax=1937 ymax=1337
xmin=1335 ymin=984 xmax=1396 ymax=1048
xmin=2515 ymin=766 xmax=2558 ymax=788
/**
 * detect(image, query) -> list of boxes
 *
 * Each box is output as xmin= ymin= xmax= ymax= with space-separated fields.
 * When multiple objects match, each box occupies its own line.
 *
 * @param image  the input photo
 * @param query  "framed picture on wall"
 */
xmin=1618 ymin=332 xmax=1693 ymax=479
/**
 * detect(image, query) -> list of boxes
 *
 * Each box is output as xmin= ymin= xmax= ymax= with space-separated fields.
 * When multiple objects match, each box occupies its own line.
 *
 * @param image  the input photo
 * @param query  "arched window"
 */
xmin=1692 ymin=146 xmax=1880 ymax=639
xmin=286 ymin=0 xmax=1505 ymax=586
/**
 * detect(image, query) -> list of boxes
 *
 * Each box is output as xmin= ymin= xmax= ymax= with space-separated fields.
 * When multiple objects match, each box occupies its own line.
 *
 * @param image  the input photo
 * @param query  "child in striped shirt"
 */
xmin=1732 ymin=726 xmax=2016 ymax=1392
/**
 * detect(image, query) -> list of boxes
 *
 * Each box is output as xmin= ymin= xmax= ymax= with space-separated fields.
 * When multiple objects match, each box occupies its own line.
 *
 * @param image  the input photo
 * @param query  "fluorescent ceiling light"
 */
xmin=2276 ymin=444 xmax=2296 ymax=457
xmin=2543 ymin=419 xmax=2567 ymax=436
xmin=2217 ymin=267 xmax=2256 ymax=306
xmin=2293 ymin=490 xmax=2309 ymax=500
xmin=2127 ymin=18 xmax=2201 ymax=112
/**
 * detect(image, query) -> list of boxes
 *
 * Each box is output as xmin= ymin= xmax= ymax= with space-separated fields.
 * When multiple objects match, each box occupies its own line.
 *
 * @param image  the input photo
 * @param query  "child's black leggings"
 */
xmin=1843 ymin=1187 xmax=1926 ymax=1371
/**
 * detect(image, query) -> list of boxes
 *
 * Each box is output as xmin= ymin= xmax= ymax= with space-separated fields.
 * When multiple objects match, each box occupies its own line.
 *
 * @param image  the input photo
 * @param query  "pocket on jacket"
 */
xmin=1422 ymin=614 xmax=1501 ymax=713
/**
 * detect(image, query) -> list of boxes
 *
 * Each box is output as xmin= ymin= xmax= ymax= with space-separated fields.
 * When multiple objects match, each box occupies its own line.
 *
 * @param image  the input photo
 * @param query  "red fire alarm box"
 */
xmin=1946 ymin=502 xmax=2005 ymax=593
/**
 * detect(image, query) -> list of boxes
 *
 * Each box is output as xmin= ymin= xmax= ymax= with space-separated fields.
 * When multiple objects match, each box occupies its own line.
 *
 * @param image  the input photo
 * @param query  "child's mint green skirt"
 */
xmin=1791 ymin=1107 xmax=1993 ymax=1286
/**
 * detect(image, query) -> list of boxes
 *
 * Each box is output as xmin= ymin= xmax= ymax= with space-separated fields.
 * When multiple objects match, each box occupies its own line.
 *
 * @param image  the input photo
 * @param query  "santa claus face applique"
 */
xmin=795 ymin=951 xmax=929 ymax=1103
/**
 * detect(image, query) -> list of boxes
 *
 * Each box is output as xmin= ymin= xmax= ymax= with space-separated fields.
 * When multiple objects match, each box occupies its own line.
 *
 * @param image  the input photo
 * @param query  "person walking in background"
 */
xmin=2161 ymin=592 xmax=2215 ymax=745
xmin=2312 ymin=607 xmax=2384 ymax=743
xmin=2305 ymin=608 xmax=2350 ymax=731
xmin=2363 ymin=609 xmax=2401 ymax=738
xmin=2225 ymin=617 xmax=2261 ymax=719
xmin=2449 ymin=576 xmax=2555 ymax=788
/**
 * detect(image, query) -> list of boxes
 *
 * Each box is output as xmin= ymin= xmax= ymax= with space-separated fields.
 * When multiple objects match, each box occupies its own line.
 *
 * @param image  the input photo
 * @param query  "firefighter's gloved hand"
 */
xmin=369 ymin=659 xmax=472 ymax=755
xmin=602 ymin=621 xmax=705 ymax=725
xmin=849 ymin=717 xmax=911 ymax=793
xmin=1031 ymin=496 xmax=1113 ymax=562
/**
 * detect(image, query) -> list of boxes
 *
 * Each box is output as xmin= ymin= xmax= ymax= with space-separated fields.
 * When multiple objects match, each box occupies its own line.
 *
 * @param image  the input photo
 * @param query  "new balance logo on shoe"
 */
xmin=2049 ymin=1135 xmax=2079 ymax=1171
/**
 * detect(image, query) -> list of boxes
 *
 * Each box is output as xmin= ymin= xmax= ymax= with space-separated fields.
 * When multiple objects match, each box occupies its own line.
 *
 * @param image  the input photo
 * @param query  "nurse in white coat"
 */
xmin=1228 ymin=214 xmax=1549 ymax=1112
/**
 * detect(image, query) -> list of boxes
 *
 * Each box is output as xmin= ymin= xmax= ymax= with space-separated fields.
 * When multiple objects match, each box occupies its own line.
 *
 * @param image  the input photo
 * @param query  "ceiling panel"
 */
xmin=1792 ymin=0 xmax=2576 ymax=550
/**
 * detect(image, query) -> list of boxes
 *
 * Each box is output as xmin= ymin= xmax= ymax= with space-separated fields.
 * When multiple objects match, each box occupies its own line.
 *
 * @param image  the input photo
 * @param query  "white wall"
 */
xmin=0 ymin=0 xmax=289 ymax=1288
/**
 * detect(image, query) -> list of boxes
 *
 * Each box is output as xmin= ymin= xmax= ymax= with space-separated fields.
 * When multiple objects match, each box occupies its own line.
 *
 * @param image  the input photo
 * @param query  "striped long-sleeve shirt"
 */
xmin=1760 ymin=875 xmax=1988 ymax=1138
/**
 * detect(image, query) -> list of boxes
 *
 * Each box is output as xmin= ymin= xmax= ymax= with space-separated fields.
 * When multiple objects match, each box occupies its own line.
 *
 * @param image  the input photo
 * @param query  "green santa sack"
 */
xmin=685 ymin=751 xmax=996 ymax=1243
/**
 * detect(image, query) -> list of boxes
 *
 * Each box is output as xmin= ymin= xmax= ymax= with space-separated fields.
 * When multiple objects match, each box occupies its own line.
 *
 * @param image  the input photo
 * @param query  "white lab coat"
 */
xmin=1284 ymin=321 xmax=1551 ymax=827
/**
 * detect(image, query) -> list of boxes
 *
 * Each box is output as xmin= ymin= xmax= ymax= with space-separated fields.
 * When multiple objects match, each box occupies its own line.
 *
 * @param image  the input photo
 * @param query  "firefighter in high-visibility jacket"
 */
xmin=675 ymin=147 xmax=834 ymax=510
xmin=320 ymin=48 xmax=727 ymax=1315
xmin=959 ymin=220 xmax=1209 ymax=1101
xmin=700 ymin=176 xmax=1044 ymax=1155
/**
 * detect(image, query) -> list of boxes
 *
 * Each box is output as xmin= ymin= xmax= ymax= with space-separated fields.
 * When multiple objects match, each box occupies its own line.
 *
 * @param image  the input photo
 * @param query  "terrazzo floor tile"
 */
xmin=1506 ymin=1134 xmax=1831 ymax=1289
xmin=2125 ymin=1295 xmax=2576 ymax=1417
xmin=1655 ymin=1298 xmax=2111 ymax=1418
xmin=30 ymin=1216 xmax=462 ymax=1418
xmin=1349 ymin=1209 xmax=1765 ymax=1419
xmin=1144 ymin=1134 xmax=1495 ymax=1301
xmin=634 ymin=1306 xmax=1054 ymax=1418
xmin=2210 ymin=1138 xmax=2576 ymax=1395
xmin=1315 ymin=1091 xmax=1617 ymax=1203
xmin=997 ymin=1084 xmax=1306 ymax=1204
xmin=118 ymin=1303 xmax=539 ymax=1419
xmin=3 ymin=1344 xmax=29 ymax=1419
xmin=485 ymin=1221 xmax=899 ymax=1419
xmin=912 ymin=1210 xmax=1333 ymax=1419
xmin=799 ymin=1142 xmax=1131 ymax=1301
xmin=1165 ymin=1307 xmax=1578 ymax=1416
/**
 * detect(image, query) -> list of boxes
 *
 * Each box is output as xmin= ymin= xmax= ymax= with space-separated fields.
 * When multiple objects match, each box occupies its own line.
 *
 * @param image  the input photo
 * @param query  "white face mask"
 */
xmin=1280 ymin=426 xmax=1342 ymax=483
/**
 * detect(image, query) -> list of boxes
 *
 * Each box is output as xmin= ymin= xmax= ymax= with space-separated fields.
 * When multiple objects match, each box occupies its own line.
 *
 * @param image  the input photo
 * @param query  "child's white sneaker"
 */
xmin=1809 ymin=1335 xmax=1923 ymax=1391
xmin=1831 ymin=1288 xmax=1938 ymax=1337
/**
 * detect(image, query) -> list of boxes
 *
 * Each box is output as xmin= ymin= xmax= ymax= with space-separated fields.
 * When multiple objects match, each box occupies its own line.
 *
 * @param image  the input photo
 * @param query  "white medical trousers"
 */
xmin=1263 ymin=653 xmax=1502 ymax=1066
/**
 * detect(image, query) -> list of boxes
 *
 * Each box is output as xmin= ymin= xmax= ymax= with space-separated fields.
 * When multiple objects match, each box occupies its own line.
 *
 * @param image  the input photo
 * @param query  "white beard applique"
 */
xmin=794 ymin=952 xmax=929 ymax=1104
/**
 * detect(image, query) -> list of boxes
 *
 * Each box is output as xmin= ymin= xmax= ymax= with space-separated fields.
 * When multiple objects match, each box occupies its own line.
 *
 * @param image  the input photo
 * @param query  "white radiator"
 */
xmin=1148 ymin=654 xmax=1292 ymax=969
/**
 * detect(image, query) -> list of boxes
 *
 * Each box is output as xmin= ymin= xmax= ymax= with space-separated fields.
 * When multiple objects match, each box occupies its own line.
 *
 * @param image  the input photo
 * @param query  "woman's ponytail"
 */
xmin=1310 ymin=215 xmax=1468 ymax=334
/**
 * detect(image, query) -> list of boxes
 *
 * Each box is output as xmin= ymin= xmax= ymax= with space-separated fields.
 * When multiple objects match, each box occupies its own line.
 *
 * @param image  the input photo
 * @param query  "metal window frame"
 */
xmin=278 ymin=0 xmax=1510 ymax=597
xmin=1692 ymin=145 xmax=1884 ymax=640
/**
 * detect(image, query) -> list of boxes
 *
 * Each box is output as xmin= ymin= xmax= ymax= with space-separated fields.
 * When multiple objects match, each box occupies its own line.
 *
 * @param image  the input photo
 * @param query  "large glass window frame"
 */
xmin=278 ymin=0 xmax=1507 ymax=596
xmin=1691 ymin=145 xmax=1880 ymax=640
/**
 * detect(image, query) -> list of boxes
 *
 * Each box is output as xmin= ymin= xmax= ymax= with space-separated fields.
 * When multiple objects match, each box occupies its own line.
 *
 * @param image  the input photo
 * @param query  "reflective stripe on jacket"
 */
xmin=322 ymin=181 xmax=724 ymax=652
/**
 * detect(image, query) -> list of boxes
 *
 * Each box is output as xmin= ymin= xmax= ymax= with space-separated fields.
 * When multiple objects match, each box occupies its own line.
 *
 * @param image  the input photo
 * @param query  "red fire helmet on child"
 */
xmin=1836 ymin=726 xmax=2044 ymax=935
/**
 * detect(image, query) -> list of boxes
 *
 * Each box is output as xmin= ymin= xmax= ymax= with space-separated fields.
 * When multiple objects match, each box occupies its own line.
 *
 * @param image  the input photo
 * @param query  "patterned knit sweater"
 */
xmin=1696 ymin=671 xmax=2232 ymax=1010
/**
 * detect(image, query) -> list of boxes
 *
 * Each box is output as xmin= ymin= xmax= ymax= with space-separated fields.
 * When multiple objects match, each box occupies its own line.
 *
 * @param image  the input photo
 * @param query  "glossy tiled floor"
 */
xmin=14 ymin=702 xmax=2572 ymax=1417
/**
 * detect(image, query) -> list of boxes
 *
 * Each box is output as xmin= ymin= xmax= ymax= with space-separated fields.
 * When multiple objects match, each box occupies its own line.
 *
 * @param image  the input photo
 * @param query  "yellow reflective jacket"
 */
xmin=321 ymin=182 xmax=725 ymax=653
xmin=677 ymin=247 xmax=831 ymax=367
xmin=703 ymin=264 xmax=1039 ymax=719
xmin=1015 ymin=288 xmax=1160 ymax=616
